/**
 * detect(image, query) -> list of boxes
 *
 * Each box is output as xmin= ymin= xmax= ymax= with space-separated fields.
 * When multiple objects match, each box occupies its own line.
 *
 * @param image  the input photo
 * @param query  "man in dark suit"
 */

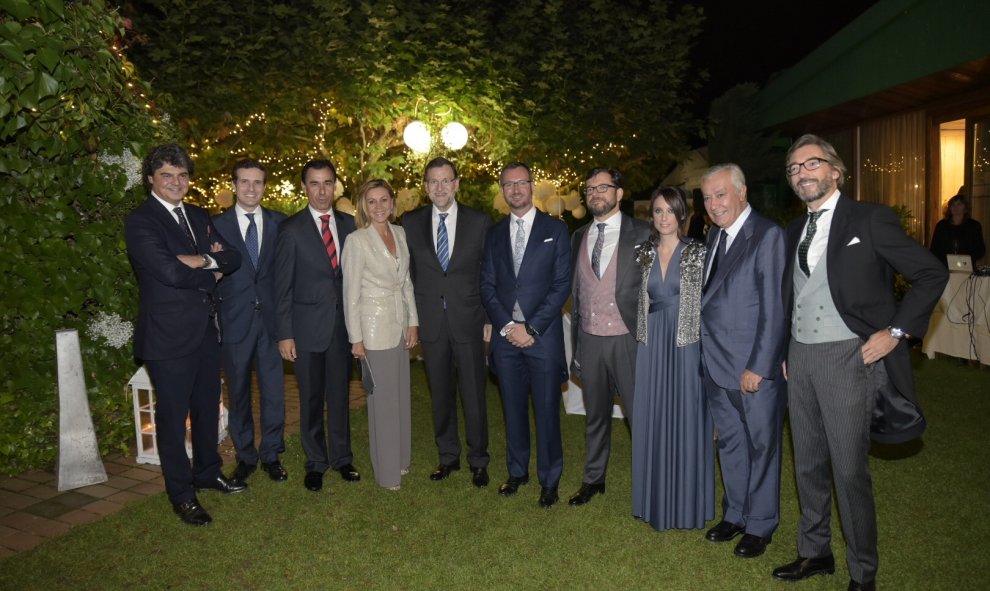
xmin=480 ymin=162 xmax=571 ymax=508
xmin=274 ymin=159 xmax=360 ymax=492
xmin=212 ymin=159 xmax=288 ymax=483
xmin=405 ymin=157 xmax=493 ymax=487
xmin=699 ymin=163 xmax=787 ymax=559
xmin=772 ymin=135 xmax=947 ymax=591
xmin=567 ymin=167 xmax=650 ymax=506
xmin=124 ymin=143 xmax=245 ymax=526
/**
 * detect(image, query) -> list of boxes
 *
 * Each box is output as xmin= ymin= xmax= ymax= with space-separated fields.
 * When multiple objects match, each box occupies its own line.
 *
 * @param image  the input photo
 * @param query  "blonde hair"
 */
xmin=355 ymin=179 xmax=396 ymax=228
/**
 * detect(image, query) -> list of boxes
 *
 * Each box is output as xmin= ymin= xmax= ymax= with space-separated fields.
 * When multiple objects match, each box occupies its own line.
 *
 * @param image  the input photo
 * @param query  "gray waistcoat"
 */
xmin=791 ymin=249 xmax=857 ymax=344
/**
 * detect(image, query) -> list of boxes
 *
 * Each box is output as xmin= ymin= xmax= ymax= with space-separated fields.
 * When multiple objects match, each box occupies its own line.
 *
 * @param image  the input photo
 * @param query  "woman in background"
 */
xmin=930 ymin=193 xmax=985 ymax=265
xmin=631 ymin=185 xmax=714 ymax=531
xmin=342 ymin=179 xmax=418 ymax=490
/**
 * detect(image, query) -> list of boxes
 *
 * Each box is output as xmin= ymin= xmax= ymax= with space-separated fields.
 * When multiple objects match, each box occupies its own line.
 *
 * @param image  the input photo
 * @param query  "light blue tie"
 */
xmin=513 ymin=218 xmax=525 ymax=276
xmin=437 ymin=212 xmax=450 ymax=271
xmin=244 ymin=212 xmax=259 ymax=269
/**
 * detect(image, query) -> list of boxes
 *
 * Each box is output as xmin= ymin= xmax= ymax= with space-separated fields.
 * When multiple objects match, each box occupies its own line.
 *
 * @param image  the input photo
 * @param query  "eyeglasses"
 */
xmin=786 ymin=157 xmax=830 ymax=176
xmin=500 ymin=179 xmax=531 ymax=191
xmin=426 ymin=178 xmax=455 ymax=189
xmin=584 ymin=184 xmax=617 ymax=196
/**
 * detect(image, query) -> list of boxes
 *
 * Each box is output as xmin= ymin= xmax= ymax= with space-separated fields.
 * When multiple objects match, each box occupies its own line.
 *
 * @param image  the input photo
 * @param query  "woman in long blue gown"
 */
xmin=631 ymin=186 xmax=715 ymax=531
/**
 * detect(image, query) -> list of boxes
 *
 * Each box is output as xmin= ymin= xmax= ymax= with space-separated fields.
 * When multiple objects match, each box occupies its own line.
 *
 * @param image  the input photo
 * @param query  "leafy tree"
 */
xmin=1 ymin=0 xmax=171 ymax=472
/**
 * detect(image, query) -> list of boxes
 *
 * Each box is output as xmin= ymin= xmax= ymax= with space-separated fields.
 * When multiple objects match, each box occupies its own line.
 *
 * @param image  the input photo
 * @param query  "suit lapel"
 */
xmin=258 ymin=207 xmax=278 ymax=271
xmin=217 ymin=209 xmax=254 ymax=272
xmin=705 ymin=215 xmax=752 ymax=295
xmin=420 ymin=209 xmax=443 ymax=272
xmin=149 ymin=198 xmax=197 ymax=254
xmin=615 ymin=214 xmax=635 ymax=286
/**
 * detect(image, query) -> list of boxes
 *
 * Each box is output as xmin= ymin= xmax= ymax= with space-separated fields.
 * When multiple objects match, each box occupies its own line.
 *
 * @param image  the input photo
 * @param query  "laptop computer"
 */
xmin=946 ymin=254 xmax=973 ymax=273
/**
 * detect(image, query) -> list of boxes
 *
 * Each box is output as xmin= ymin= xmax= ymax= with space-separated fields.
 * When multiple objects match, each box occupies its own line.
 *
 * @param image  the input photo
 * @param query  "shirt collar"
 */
xmin=809 ymin=189 xmax=842 ymax=214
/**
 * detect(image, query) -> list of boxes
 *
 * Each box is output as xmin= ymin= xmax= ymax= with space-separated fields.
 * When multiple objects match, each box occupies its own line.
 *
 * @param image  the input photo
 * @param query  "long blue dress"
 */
xmin=631 ymin=242 xmax=715 ymax=531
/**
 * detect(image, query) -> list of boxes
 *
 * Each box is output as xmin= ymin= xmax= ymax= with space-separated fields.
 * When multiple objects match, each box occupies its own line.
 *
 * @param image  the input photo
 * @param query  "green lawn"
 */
xmin=1 ymin=355 xmax=987 ymax=590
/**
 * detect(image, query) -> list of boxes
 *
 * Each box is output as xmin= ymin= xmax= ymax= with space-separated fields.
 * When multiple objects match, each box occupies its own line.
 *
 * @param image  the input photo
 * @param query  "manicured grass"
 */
xmin=1 ymin=355 xmax=987 ymax=590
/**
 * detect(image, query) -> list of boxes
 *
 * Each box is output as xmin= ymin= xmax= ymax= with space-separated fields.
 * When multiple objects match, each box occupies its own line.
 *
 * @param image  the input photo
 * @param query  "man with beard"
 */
xmin=772 ymin=135 xmax=946 ymax=591
xmin=567 ymin=167 xmax=650 ymax=506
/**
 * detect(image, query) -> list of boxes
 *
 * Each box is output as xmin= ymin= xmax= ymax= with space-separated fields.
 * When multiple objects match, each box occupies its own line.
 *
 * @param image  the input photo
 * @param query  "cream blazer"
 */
xmin=342 ymin=224 xmax=418 ymax=350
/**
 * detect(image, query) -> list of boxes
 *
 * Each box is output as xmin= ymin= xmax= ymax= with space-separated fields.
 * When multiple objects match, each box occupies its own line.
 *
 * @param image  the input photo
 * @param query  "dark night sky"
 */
xmin=691 ymin=0 xmax=878 ymax=113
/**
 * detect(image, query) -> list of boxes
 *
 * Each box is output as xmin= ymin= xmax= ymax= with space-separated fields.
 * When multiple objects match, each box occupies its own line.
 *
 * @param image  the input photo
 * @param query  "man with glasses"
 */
xmin=480 ymin=162 xmax=571 ymax=508
xmin=567 ymin=168 xmax=650 ymax=506
xmin=404 ymin=157 xmax=493 ymax=488
xmin=772 ymin=135 xmax=946 ymax=591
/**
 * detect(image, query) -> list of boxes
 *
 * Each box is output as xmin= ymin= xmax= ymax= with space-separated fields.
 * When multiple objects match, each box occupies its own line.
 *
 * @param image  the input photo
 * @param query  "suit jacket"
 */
xmin=341 ymin=224 xmax=418 ymax=350
xmin=783 ymin=196 xmax=948 ymax=443
xmin=124 ymin=197 xmax=241 ymax=361
xmin=404 ymin=203 xmax=491 ymax=343
xmin=480 ymin=209 xmax=571 ymax=378
xmin=570 ymin=213 xmax=651 ymax=354
xmin=211 ymin=206 xmax=286 ymax=344
xmin=701 ymin=209 xmax=787 ymax=390
xmin=273 ymin=208 xmax=356 ymax=352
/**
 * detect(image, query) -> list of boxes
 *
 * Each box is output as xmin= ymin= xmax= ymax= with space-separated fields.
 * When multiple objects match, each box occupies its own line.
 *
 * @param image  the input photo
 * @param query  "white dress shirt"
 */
xmin=236 ymin=204 xmax=264 ymax=251
xmin=706 ymin=204 xmax=752 ymax=281
xmin=585 ymin=210 xmax=622 ymax=271
xmin=431 ymin=201 xmax=458 ymax=255
xmin=802 ymin=189 xmax=841 ymax=275
xmin=308 ymin=206 xmax=340 ymax=256
xmin=509 ymin=206 xmax=537 ymax=254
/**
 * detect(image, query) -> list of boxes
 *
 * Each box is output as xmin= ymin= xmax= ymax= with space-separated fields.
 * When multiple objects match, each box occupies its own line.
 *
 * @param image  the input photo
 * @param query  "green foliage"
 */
xmin=0 ymin=0 xmax=172 ymax=473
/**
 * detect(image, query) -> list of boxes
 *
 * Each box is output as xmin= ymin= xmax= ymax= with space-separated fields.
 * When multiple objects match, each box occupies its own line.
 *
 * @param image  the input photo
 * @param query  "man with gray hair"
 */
xmin=772 ymin=135 xmax=946 ymax=591
xmin=699 ymin=163 xmax=787 ymax=559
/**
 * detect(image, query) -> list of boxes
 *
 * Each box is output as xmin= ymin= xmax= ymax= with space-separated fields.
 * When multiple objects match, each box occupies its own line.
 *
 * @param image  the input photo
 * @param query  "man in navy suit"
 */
xmin=699 ymin=163 xmax=787 ymax=558
xmin=212 ymin=159 xmax=288 ymax=483
xmin=480 ymin=162 xmax=571 ymax=508
xmin=125 ymin=143 xmax=245 ymax=526
xmin=274 ymin=159 xmax=360 ymax=492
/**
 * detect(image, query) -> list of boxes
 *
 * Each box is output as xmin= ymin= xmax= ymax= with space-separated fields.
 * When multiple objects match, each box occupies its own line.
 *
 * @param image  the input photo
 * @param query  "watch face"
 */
xmin=525 ymin=324 xmax=536 ymax=336
xmin=889 ymin=327 xmax=905 ymax=339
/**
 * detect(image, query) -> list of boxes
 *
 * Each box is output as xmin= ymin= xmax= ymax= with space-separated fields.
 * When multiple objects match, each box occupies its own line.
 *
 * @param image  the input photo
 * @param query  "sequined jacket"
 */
xmin=634 ymin=239 xmax=705 ymax=347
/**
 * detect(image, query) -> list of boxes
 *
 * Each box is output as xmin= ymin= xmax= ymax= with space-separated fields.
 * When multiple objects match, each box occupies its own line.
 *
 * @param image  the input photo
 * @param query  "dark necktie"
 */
xmin=437 ymin=212 xmax=450 ymax=271
xmin=798 ymin=210 xmax=826 ymax=276
xmin=591 ymin=222 xmax=606 ymax=279
xmin=174 ymin=206 xmax=196 ymax=249
xmin=704 ymin=229 xmax=726 ymax=293
xmin=244 ymin=212 xmax=259 ymax=269
xmin=320 ymin=215 xmax=339 ymax=270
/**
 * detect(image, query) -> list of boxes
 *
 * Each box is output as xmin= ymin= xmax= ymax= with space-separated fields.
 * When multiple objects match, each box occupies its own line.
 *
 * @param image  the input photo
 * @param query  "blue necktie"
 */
xmin=244 ymin=212 xmax=259 ymax=269
xmin=437 ymin=212 xmax=450 ymax=271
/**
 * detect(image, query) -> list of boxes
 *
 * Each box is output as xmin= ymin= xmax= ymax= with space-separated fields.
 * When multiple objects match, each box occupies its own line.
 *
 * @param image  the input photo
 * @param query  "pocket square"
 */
xmin=846 ymin=237 xmax=861 ymax=246
xmin=543 ymin=237 xmax=554 ymax=242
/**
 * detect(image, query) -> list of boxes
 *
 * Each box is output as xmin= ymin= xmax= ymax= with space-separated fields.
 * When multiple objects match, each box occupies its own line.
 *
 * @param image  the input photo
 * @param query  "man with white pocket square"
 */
xmin=773 ymin=134 xmax=947 ymax=591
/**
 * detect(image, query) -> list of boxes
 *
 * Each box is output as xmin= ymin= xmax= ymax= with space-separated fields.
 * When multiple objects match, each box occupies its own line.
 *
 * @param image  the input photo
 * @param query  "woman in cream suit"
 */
xmin=342 ymin=179 xmax=419 ymax=490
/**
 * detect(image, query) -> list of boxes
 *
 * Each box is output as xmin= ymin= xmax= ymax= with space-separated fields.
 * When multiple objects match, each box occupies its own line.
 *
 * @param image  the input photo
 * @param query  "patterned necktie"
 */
xmin=320 ymin=215 xmax=339 ymax=270
xmin=437 ymin=212 xmax=450 ymax=271
xmin=513 ymin=218 xmax=525 ymax=276
xmin=244 ymin=212 xmax=259 ymax=269
xmin=704 ymin=229 xmax=726 ymax=293
xmin=798 ymin=209 xmax=826 ymax=276
xmin=173 ymin=206 xmax=196 ymax=249
xmin=591 ymin=222 xmax=606 ymax=279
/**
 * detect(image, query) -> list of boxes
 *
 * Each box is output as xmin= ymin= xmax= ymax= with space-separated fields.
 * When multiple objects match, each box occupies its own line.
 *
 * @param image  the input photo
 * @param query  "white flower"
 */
xmin=98 ymin=149 xmax=143 ymax=190
xmin=87 ymin=312 xmax=134 ymax=349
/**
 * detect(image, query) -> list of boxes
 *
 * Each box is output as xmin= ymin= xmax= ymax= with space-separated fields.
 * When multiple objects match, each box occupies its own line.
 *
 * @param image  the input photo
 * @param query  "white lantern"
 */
xmin=128 ymin=366 xmax=228 ymax=465
xmin=403 ymin=120 xmax=432 ymax=154
xmin=572 ymin=204 xmax=587 ymax=219
xmin=440 ymin=122 xmax=468 ymax=150
xmin=544 ymin=195 xmax=565 ymax=216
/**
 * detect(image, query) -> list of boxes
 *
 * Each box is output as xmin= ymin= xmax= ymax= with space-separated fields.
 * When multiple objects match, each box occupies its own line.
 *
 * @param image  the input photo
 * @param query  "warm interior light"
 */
xmin=403 ymin=120 xmax=432 ymax=153
xmin=441 ymin=122 xmax=468 ymax=150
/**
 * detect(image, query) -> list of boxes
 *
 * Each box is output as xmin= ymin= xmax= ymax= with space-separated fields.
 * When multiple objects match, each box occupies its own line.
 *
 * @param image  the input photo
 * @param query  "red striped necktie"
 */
xmin=320 ymin=215 xmax=339 ymax=270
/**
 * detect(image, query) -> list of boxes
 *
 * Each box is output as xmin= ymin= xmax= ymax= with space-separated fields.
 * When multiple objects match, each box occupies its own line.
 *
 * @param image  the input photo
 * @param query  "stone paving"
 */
xmin=0 ymin=373 xmax=365 ymax=558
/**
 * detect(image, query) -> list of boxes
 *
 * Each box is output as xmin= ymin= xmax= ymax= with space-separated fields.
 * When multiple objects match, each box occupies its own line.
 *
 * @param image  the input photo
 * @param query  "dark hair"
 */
xmin=301 ymin=159 xmax=336 ymax=184
xmin=232 ymin=159 xmax=267 ymax=184
xmin=585 ymin=167 xmax=622 ymax=189
xmin=142 ymin=143 xmax=194 ymax=185
xmin=647 ymin=185 xmax=689 ymax=244
xmin=785 ymin=134 xmax=847 ymax=187
xmin=424 ymin=157 xmax=458 ymax=182
xmin=499 ymin=162 xmax=532 ymax=184
xmin=944 ymin=194 xmax=971 ymax=220
xmin=355 ymin=179 xmax=396 ymax=229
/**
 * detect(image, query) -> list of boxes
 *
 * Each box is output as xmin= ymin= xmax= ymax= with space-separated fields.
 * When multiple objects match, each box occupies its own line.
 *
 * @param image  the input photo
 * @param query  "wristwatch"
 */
xmin=525 ymin=323 xmax=539 ymax=336
xmin=499 ymin=322 xmax=515 ymax=338
xmin=888 ymin=326 xmax=909 ymax=340
xmin=201 ymin=254 xmax=211 ymax=268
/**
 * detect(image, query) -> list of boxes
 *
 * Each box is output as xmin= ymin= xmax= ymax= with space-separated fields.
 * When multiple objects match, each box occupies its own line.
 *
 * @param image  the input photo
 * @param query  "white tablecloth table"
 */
xmin=922 ymin=273 xmax=990 ymax=364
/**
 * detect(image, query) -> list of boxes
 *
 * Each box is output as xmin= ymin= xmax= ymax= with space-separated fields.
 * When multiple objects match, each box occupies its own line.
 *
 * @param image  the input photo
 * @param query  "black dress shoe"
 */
xmin=195 ymin=474 xmax=248 ymax=494
xmin=471 ymin=467 xmax=489 ymax=488
xmin=497 ymin=474 xmax=530 ymax=496
xmin=262 ymin=460 xmax=288 ymax=482
xmin=538 ymin=486 xmax=559 ymax=508
xmin=429 ymin=462 xmax=460 ymax=481
xmin=567 ymin=482 xmax=605 ymax=506
xmin=772 ymin=555 xmax=836 ymax=581
xmin=304 ymin=471 xmax=323 ymax=492
xmin=705 ymin=520 xmax=745 ymax=542
xmin=230 ymin=461 xmax=256 ymax=482
xmin=335 ymin=464 xmax=361 ymax=482
xmin=734 ymin=534 xmax=771 ymax=558
xmin=848 ymin=579 xmax=875 ymax=591
xmin=172 ymin=498 xmax=212 ymax=526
